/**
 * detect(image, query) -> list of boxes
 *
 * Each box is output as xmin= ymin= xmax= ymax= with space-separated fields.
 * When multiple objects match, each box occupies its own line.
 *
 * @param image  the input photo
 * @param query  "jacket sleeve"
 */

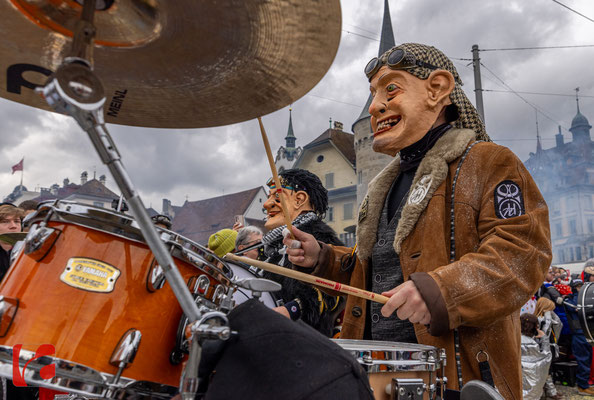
xmin=425 ymin=145 xmax=552 ymax=331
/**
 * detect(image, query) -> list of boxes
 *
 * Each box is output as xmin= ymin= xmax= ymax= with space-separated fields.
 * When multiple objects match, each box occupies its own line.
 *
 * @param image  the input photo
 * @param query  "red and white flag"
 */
xmin=11 ymin=158 xmax=23 ymax=174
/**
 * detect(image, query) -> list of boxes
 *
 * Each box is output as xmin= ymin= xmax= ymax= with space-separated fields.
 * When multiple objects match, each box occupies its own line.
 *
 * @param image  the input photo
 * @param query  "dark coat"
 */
xmin=265 ymin=217 xmax=343 ymax=337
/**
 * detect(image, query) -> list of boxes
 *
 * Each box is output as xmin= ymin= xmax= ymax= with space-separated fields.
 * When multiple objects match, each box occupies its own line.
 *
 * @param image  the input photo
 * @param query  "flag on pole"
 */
xmin=11 ymin=158 xmax=23 ymax=174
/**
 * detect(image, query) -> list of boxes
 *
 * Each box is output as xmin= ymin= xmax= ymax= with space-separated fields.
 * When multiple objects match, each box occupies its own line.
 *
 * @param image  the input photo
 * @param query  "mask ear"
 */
xmin=426 ymin=70 xmax=455 ymax=108
xmin=294 ymin=191 xmax=310 ymax=209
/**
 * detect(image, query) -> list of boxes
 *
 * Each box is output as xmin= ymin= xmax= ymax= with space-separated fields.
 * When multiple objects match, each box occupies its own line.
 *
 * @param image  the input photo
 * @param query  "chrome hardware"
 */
xmin=147 ymin=260 xmax=166 ymax=292
xmin=392 ymin=378 xmax=425 ymax=399
xmin=24 ymin=224 xmax=61 ymax=261
xmin=212 ymin=285 xmax=226 ymax=304
xmin=0 ymin=296 xmax=19 ymax=337
xmin=182 ymin=311 xmax=233 ymax=400
xmin=232 ymin=277 xmax=281 ymax=303
xmin=193 ymin=275 xmax=210 ymax=295
xmin=0 ymin=344 xmax=176 ymax=399
xmin=109 ymin=329 xmax=142 ymax=389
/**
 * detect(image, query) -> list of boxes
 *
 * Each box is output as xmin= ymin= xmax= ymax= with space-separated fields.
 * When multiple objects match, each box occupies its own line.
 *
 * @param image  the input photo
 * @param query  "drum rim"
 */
xmin=26 ymin=200 xmax=233 ymax=286
xmin=0 ymin=345 xmax=177 ymax=399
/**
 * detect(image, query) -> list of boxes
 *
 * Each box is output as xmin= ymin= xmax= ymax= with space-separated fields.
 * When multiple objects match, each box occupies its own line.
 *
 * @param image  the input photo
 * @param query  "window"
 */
xmin=343 ymin=203 xmax=353 ymax=220
xmin=93 ymin=201 xmax=103 ymax=207
xmin=555 ymin=223 xmax=562 ymax=237
xmin=589 ymin=219 xmax=593 ymax=234
xmin=325 ymin=173 xmax=334 ymax=189
xmin=327 ymin=207 xmax=334 ymax=222
xmin=569 ymin=220 xmax=577 ymax=235
xmin=584 ymin=195 xmax=593 ymax=210
xmin=317 ymin=155 xmax=324 ymax=163
xmin=570 ymin=247 xmax=575 ymax=262
xmin=358 ymin=170 xmax=363 ymax=184
xmin=589 ymin=246 xmax=594 ymax=259
xmin=577 ymin=247 xmax=582 ymax=260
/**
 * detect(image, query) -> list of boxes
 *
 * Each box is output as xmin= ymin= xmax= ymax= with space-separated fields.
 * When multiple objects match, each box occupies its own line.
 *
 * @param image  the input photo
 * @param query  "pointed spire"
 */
xmin=378 ymin=0 xmax=396 ymax=57
xmin=354 ymin=0 xmax=396 ymax=126
xmin=576 ymin=87 xmax=580 ymax=113
xmin=285 ymin=107 xmax=295 ymax=140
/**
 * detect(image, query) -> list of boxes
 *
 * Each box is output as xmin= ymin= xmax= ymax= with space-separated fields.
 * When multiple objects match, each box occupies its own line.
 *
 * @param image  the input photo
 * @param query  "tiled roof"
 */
xmin=172 ymin=187 xmax=263 ymax=244
xmin=33 ymin=179 xmax=117 ymax=202
xmin=304 ymin=129 xmax=355 ymax=166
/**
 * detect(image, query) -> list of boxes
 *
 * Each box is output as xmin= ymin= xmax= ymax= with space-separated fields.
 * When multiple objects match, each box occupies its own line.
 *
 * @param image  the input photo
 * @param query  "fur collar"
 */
xmin=356 ymin=128 xmax=476 ymax=259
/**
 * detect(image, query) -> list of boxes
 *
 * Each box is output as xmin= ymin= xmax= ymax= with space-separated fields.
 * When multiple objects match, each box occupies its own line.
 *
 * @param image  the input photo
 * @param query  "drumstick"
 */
xmin=257 ymin=117 xmax=294 ymax=237
xmin=224 ymin=253 xmax=389 ymax=305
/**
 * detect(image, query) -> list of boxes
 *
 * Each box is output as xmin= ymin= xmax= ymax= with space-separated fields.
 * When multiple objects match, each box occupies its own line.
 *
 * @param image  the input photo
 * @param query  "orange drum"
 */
xmin=0 ymin=201 xmax=233 ymax=398
xmin=333 ymin=339 xmax=447 ymax=400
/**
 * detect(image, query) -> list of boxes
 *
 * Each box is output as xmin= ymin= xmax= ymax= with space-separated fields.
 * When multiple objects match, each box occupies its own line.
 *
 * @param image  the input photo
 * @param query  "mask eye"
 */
xmin=387 ymin=83 xmax=398 ymax=92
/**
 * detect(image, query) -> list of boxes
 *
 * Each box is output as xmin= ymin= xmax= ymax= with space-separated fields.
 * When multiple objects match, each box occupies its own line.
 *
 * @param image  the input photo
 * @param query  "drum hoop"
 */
xmin=332 ymin=339 xmax=444 ymax=371
xmin=0 ymin=345 xmax=177 ymax=398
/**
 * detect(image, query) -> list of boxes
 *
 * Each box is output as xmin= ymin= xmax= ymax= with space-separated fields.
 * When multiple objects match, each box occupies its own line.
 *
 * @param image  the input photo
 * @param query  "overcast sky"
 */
xmin=1 ymin=0 xmax=593 ymax=211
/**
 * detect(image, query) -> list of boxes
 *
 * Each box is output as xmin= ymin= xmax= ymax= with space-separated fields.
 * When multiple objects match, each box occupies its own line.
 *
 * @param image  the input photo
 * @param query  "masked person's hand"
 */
xmin=283 ymin=226 xmax=321 ymax=268
xmin=381 ymin=281 xmax=431 ymax=325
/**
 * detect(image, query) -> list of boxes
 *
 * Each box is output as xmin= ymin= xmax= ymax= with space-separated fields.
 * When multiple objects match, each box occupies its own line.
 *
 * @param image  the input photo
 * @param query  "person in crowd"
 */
xmin=535 ymin=297 xmax=565 ymax=400
xmin=17 ymin=199 xmax=38 ymax=217
xmin=566 ymin=279 xmax=594 ymax=395
xmin=283 ymin=43 xmax=551 ymax=397
xmin=582 ymin=259 xmax=594 ymax=283
xmin=0 ymin=204 xmax=25 ymax=281
xmin=208 ymin=228 xmax=237 ymax=258
xmin=235 ymin=226 xmax=263 ymax=261
xmin=520 ymin=313 xmax=551 ymax=400
xmin=262 ymin=168 xmax=344 ymax=337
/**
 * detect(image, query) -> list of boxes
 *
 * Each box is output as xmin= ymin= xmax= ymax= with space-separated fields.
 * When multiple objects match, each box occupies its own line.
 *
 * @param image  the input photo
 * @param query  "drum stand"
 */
xmin=35 ymin=1 xmax=231 ymax=398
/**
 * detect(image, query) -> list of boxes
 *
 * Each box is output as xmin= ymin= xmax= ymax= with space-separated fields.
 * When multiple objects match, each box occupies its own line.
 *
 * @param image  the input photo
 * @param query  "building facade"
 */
xmin=294 ymin=122 xmax=357 ymax=246
xmin=525 ymin=101 xmax=594 ymax=264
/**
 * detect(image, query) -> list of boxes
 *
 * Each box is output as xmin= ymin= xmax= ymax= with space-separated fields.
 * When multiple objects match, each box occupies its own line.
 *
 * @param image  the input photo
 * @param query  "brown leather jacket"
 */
xmin=308 ymin=129 xmax=551 ymax=398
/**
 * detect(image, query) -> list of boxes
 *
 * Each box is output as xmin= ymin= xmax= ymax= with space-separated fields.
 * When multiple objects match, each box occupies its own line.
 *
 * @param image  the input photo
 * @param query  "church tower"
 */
xmin=275 ymin=108 xmax=303 ymax=172
xmin=353 ymin=0 xmax=396 ymax=206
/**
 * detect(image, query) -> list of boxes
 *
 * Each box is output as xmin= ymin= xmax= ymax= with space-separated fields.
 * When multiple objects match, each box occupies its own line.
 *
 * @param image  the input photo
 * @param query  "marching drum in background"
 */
xmin=0 ymin=201 xmax=239 ymax=398
xmin=334 ymin=339 xmax=446 ymax=400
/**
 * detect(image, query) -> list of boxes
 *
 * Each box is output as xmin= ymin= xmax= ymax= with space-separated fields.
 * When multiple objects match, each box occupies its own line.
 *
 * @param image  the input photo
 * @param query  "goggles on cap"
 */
xmin=365 ymin=48 xmax=439 ymax=81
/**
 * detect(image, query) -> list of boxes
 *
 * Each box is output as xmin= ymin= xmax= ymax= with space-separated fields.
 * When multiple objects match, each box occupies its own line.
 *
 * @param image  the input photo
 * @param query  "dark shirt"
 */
xmin=0 ymin=247 xmax=11 ymax=282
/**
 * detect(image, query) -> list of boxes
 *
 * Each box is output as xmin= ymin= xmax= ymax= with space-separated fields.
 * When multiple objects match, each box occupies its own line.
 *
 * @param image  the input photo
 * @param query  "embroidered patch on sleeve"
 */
xmin=494 ymin=180 xmax=525 ymax=219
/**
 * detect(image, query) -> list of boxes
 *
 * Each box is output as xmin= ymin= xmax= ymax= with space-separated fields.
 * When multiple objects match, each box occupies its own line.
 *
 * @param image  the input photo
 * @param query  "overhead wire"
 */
xmin=551 ymin=0 xmax=594 ymax=23
xmin=480 ymin=44 xmax=594 ymax=51
xmin=479 ymin=61 xmax=568 ymax=130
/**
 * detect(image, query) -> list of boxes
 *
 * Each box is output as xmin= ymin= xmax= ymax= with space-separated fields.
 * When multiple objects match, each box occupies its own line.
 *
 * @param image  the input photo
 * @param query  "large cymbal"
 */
xmin=0 ymin=0 xmax=341 ymax=129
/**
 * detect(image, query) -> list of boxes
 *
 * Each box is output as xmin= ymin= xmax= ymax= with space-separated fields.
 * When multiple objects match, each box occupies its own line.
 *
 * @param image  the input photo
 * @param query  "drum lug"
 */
xmin=24 ymin=224 xmax=61 ymax=262
xmin=109 ymin=328 xmax=142 ymax=389
xmin=0 ymin=296 xmax=19 ymax=337
xmin=147 ymin=259 xmax=166 ymax=292
xmin=391 ymin=378 xmax=425 ymax=400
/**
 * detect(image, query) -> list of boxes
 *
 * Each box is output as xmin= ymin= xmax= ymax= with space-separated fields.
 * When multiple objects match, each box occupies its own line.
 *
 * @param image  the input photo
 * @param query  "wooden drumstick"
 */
xmin=257 ymin=116 xmax=294 ymax=237
xmin=224 ymin=253 xmax=389 ymax=305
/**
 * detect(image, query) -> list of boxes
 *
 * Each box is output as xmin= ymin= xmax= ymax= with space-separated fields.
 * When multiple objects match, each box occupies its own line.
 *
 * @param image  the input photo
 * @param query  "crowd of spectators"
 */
xmin=521 ymin=260 xmax=594 ymax=399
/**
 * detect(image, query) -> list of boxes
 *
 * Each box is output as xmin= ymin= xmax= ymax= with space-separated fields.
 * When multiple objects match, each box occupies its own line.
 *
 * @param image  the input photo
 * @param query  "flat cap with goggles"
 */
xmin=365 ymin=47 xmax=439 ymax=81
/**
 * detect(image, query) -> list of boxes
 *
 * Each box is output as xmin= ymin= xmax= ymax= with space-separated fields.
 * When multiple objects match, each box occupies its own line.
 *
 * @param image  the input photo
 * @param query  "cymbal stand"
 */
xmin=35 ymin=1 xmax=231 ymax=398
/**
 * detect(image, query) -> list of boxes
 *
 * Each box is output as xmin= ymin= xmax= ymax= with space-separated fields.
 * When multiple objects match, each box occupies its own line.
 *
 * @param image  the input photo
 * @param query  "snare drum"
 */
xmin=0 ymin=201 xmax=234 ymax=398
xmin=333 ymin=339 xmax=446 ymax=400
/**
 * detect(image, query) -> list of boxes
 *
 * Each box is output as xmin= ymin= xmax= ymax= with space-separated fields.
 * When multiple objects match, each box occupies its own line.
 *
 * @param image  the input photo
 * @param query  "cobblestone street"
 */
xmin=557 ymin=384 xmax=594 ymax=399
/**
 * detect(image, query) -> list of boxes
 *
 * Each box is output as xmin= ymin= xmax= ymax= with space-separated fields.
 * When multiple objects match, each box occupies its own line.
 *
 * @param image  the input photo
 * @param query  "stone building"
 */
xmin=524 ymin=96 xmax=594 ymax=264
